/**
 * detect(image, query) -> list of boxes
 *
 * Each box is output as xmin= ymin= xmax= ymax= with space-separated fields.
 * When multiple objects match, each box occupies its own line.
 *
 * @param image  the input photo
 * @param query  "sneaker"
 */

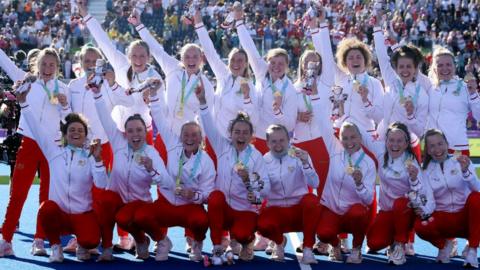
xmin=301 ymin=247 xmax=318 ymax=264
xmin=265 ymin=240 xmax=275 ymax=255
xmin=464 ymin=247 xmax=479 ymax=268
xmin=221 ymin=236 xmax=230 ymax=251
xmin=0 ymin=239 xmax=14 ymax=257
xmin=211 ymin=245 xmax=225 ymax=266
xmin=239 ymin=241 xmax=255 ymax=261
xmin=346 ymin=247 xmax=362 ymax=264
xmin=405 ymin=242 xmax=415 ymax=256
xmin=227 ymin=239 xmax=242 ymax=255
xmin=462 ymin=243 xmax=470 ymax=259
xmin=450 ymin=238 xmax=458 ymax=257
xmin=96 ymin=247 xmax=113 ymax=262
xmin=114 ymin=236 xmax=135 ymax=251
xmin=49 ymin=244 xmax=64 ymax=263
xmin=155 ymin=236 xmax=172 ymax=261
xmin=189 ymin=240 xmax=203 ymax=262
xmin=185 ymin=236 xmax=193 ymax=253
xmin=31 ymin=238 xmax=47 ymax=256
xmin=340 ymin=238 xmax=351 ymax=254
xmin=436 ymin=239 xmax=454 ymax=263
xmin=271 ymin=237 xmax=286 ymax=261
xmin=313 ymin=241 xmax=330 ymax=256
xmin=328 ymin=244 xmax=343 ymax=262
xmin=135 ymin=237 xmax=150 ymax=260
xmin=89 ymin=247 xmax=100 ymax=255
xmin=388 ymin=243 xmax=406 ymax=265
xmin=76 ymin=246 xmax=91 ymax=261
xmin=253 ymin=232 xmax=269 ymax=251
xmin=63 ymin=237 xmax=78 ymax=253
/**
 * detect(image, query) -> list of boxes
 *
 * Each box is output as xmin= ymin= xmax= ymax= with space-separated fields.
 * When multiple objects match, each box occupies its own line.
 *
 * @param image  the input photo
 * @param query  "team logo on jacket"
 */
xmin=450 ymin=168 xmax=458 ymax=175
xmin=78 ymin=159 xmax=86 ymax=166
xmin=288 ymin=166 xmax=295 ymax=172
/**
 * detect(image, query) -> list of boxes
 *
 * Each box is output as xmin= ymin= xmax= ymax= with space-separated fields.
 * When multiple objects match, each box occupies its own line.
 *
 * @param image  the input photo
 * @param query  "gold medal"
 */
xmin=176 ymin=109 xmax=184 ymax=118
xmin=288 ymin=147 xmax=297 ymax=157
xmin=352 ymin=80 xmax=361 ymax=92
xmin=345 ymin=166 xmax=355 ymax=175
xmin=175 ymin=186 xmax=182 ymax=196
xmin=240 ymin=78 xmax=249 ymax=85
xmin=399 ymin=96 xmax=405 ymax=105
xmin=234 ymin=162 xmax=245 ymax=172
xmin=50 ymin=96 xmax=58 ymax=105
xmin=404 ymin=158 xmax=413 ymax=168
xmin=134 ymin=152 xmax=143 ymax=164
xmin=453 ymin=150 xmax=462 ymax=160
xmin=273 ymin=91 xmax=282 ymax=98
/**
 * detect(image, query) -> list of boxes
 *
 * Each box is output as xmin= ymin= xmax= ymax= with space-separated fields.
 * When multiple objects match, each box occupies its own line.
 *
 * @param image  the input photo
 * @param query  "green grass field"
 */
xmin=1 ymin=168 xmax=480 ymax=185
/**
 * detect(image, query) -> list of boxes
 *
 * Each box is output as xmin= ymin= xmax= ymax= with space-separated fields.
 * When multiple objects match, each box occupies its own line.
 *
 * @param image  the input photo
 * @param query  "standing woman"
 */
xmin=133 ymin=82 xmax=215 ymax=262
xmin=426 ymin=47 xmax=480 ymax=156
xmin=372 ymin=15 xmax=428 ymax=161
xmin=15 ymin=89 xmax=107 ymax=263
xmin=234 ymin=7 xmax=298 ymax=154
xmin=196 ymin=82 xmax=270 ymax=264
xmin=193 ymin=10 xmax=259 ymax=141
xmin=362 ymin=122 xmax=429 ymax=265
xmin=128 ymin=13 xmax=214 ymax=143
xmin=0 ymin=48 xmax=71 ymax=257
xmin=90 ymin=81 xmax=173 ymax=261
xmin=416 ymin=129 xmax=480 ymax=268
xmin=77 ymin=1 xmax=166 ymax=158
xmin=311 ymin=87 xmax=377 ymax=264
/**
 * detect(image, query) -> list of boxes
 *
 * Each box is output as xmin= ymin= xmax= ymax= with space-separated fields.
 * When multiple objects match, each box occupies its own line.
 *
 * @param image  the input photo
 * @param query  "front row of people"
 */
xmin=2 ymin=77 xmax=479 ymax=268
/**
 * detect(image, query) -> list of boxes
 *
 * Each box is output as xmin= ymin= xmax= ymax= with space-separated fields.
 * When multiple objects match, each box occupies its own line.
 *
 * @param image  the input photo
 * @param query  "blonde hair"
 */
xmin=335 ymin=38 xmax=372 ymax=74
xmin=228 ymin=48 xmax=252 ymax=79
xmin=340 ymin=121 xmax=361 ymax=139
xmin=79 ymin=45 xmax=103 ymax=68
xmin=126 ymin=40 xmax=151 ymax=81
xmin=428 ymin=46 xmax=455 ymax=87
xmin=34 ymin=48 xmax=61 ymax=77
xmin=266 ymin=48 xmax=289 ymax=64
xmin=180 ymin=43 xmax=204 ymax=69
xmin=296 ymin=50 xmax=322 ymax=84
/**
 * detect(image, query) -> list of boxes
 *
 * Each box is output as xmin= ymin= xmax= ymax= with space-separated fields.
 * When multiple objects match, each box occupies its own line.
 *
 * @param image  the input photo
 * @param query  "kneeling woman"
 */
xmin=416 ymin=129 xmax=480 ymax=268
xmin=311 ymin=89 xmax=377 ymax=264
xmin=16 ymin=91 xmax=107 ymax=263
xmin=90 ymin=81 xmax=173 ymax=261
xmin=133 ymin=79 xmax=215 ymax=262
xmin=258 ymin=124 xmax=320 ymax=264
xmin=196 ymin=82 xmax=270 ymax=264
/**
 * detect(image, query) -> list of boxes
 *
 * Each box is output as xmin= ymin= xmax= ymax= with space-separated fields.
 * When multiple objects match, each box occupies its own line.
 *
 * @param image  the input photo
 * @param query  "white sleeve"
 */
xmin=311 ymin=94 xmax=343 ymax=155
xmin=150 ymin=92 xmax=177 ymax=147
xmin=104 ymin=82 xmax=135 ymax=108
xmin=311 ymin=24 xmax=335 ymax=87
xmin=362 ymin=79 xmax=384 ymax=124
xmin=195 ymin=156 xmax=216 ymax=204
xmin=301 ymin=156 xmax=320 ymax=189
xmin=198 ymin=104 xmax=230 ymax=156
xmin=274 ymin=88 xmax=297 ymax=132
xmin=195 ymin=23 xmax=229 ymax=81
xmin=93 ymin=90 xmax=125 ymax=151
xmin=136 ymin=24 xmax=180 ymax=76
xmin=20 ymin=103 xmax=61 ymax=160
xmin=83 ymin=14 xmax=129 ymax=70
xmin=467 ymin=85 xmax=480 ymax=121
xmin=373 ymin=27 xmax=399 ymax=87
xmin=149 ymin=150 xmax=175 ymax=190
xmin=242 ymin=86 xmax=260 ymax=128
xmin=463 ymin=163 xmax=480 ymax=192
xmin=90 ymin=159 xmax=108 ymax=189
xmin=236 ymin=21 xmax=268 ymax=80
xmin=0 ymin=48 xmax=26 ymax=81
xmin=405 ymin=93 xmax=428 ymax=137
xmin=355 ymin=161 xmax=376 ymax=205
xmin=255 ymin=154 xmax=271 ymax=199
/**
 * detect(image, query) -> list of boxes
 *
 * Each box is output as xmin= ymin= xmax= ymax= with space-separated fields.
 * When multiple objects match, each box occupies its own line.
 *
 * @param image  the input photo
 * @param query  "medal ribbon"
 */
xmin=176 ymin=149 xmax=203 ymax=188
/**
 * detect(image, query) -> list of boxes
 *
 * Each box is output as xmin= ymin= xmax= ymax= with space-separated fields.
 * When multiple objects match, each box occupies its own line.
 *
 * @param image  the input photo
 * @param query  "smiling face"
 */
xmin=182 ymin=46 xmax=202 ymax=75
xmin=230 ymin=121 xmax=252 ymax=152
xmin=129 ymin=45 xmax=149 ymax=73
xmin=267 ymin=129 xmax=289 ymax=157
xmin=302 ymin=52 xmax=321 ymax=77
xmin=81 ymin=50 xmax=101 ymax=72
xmin=181 ymin=123 xmax=202 ymax=156
xmin=65 ymin=122 xmax=87 ymax=148
xmin=340 ymin=125 xmax=362 ymax=155
xmin=39 ymin=54 xmax=58 ymax=81
xmin=125 ymin=119 xmax=147 ymax=151
xmin=426 ymin=133 xmax=448 ymax=162
xmin=435 ymin=54 xmax=455 ymax=81
xmin=268 ymin=55 xmax=288 ymax=81
xmin=228 ymin=51 xmax=248 ymax=77
xmin=386 ymin=129 xmax=408 ymax=159
xmin=345 ymin=49 xmax=366 ymax=75
xmin=396 ymin=57 xmax=417 ymax=84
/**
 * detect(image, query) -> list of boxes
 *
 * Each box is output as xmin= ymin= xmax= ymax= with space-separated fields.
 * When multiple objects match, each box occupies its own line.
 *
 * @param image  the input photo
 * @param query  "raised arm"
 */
xmin=102 ymin=70 xmax=135 ymax=108
xmin=196 ymin=157 xmax=216 ymax=204
xmin=235 ymin=13 xmax=268 ymax=80
xmin=92 ymin=86 xmax=125 ymax=150
xmin=373 ymin=26 xmax=399 ymax=87
xmin=149 ymin=86 xmax=177 ymax=148
xmin=310 ymin=12 xmax=335 ymax=87
xmin=194 ymin=12 xmax=229 ymax=81
xmin=311 ymin=94 xmax=343 ymax=155
xmin=0 ymin=49 xmax=26 ymax=81
xmin=149 ymin=149 xmax=175 ymax=190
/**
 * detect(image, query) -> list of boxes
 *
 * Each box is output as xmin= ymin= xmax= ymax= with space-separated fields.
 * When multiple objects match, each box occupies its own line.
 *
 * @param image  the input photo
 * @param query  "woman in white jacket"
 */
xmin=133 ymin=79 xmax=215 ymax=262
xmin=89 ymin=81 xmax=173 ymax=261
xmin=196 ymin=81 xmax=270 ymax=264
xmin=416 ymin=129 xmax=480 ymax=268
xmin=14 ymin=89 xmax=107 ymax=263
